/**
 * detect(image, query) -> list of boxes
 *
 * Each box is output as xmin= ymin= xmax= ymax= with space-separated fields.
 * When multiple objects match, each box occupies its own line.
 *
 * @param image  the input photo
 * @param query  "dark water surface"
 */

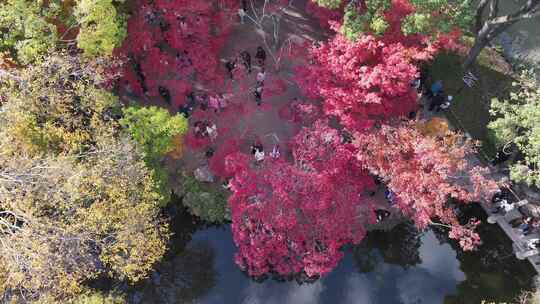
xmin=134 ymin=207 xmax=536 ymax=304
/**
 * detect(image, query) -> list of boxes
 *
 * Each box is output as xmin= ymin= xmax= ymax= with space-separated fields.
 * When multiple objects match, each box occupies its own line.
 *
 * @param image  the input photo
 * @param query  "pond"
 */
xmin=130 ymin=206 xmax=536 ymax=304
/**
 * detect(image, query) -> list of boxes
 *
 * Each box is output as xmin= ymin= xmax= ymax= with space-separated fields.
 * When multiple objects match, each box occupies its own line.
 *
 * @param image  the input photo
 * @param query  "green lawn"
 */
xmin=427 ymin=49 xmax=516 ymax=161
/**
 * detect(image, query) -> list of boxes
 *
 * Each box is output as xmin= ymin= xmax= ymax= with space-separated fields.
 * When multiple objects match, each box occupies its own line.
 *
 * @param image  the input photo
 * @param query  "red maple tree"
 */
xmin=296 ymin=0 xmax=464 ymax=133
xmin=354 ymin=121 xmax=500 ymax=250
xmin=225 ymin=120 xmax=375 ymax=278
xmin=115 ymin=0 xmax=238 ymax=107
xmin=295 ymin=34 xmax=420 ymax=131
xmin=111 ymin=0 xmax=498 ymax=279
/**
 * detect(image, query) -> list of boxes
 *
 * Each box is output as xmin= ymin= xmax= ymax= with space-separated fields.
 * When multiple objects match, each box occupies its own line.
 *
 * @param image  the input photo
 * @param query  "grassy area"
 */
xmin=427 ymin=49 xmax=516 ymax=161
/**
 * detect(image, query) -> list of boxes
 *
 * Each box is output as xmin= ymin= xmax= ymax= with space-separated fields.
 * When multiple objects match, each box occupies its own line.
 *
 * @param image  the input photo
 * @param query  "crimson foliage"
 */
xmin=115 ymin=0 xmax=238 ymax=107
xmin=226 ymin=120 xmax=375 ymax=278
xmin=297 ymin=0 xmax=463 ymax=132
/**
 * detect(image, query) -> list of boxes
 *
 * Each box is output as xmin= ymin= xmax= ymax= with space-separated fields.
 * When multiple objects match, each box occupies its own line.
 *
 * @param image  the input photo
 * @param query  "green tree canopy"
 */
xmin=401 ymin=0 xmax=473 ymax=36
xmin=313 ymin=0 xmax=342 ymax=9
xmin=75 ymin=0 xmax=127 ymax=57
xmin=175 ymin=173 xmax=230 ymax=223
xmin=120 ymin=106 xmax=188 ymax=204
xmin=314 ymin=0 xmax=473 ymax=40
xmin=0 ymin=0 xmax=61 ymax=64
xmin=489 ymin=70 xmax=540 ymax=188
xmin=120 ymin=106 xmax=188 ymax=163
xmin=0 ymin=0 xmax=126 ymax=64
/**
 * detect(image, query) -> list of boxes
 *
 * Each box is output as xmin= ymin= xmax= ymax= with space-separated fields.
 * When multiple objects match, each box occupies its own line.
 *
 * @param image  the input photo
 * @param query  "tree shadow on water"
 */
xmin=351 ymin=221 xmax=423 ymax=273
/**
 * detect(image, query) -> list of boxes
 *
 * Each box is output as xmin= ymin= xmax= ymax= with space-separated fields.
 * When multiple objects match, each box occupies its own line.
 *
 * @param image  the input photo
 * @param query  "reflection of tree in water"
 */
xmin=128 ymin=195 xmax=216 ymax=304
xmin=134 ymin=242 xmax=216 ymax=304
xmin=164 ymin=195 xmax=205 ymax=256
xmin=352 ymin=221 xmax=422 ymax=273
xmin=431 ymin=204 xmax=535 ymax=304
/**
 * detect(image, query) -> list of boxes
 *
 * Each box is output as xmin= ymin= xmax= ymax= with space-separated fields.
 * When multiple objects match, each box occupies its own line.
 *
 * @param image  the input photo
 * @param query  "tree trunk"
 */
xmin=463 ymin=38 xmax=489 ymax=70
xmin=463 ymin=22 xmax=492 ymax=70
xmin=474 ymin=0 xmax=490 ymax=33
xmin=465 ymin=0 xmax=540 ymax=70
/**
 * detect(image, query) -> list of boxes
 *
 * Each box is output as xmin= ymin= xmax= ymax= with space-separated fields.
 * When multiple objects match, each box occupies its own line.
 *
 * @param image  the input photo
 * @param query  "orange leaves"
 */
xmin=417 ymin=117 xmax=450 ymax=137
xmin=167 ymin=134 xmax=185 ymax=160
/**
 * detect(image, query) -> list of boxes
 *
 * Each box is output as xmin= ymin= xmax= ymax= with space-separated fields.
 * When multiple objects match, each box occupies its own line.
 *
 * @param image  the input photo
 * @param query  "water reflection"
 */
xmin=183 ymin=226 xmax=466 ymax=304
xmin=135 ymin=242 xmax=216 ymax=304
xmin=135 ymin=211 xmax=534 ymax=304
xmin=436 ymin=204 xmax=536 ymax=303
xmin=352 ymin=222 xmax=422 ymax=272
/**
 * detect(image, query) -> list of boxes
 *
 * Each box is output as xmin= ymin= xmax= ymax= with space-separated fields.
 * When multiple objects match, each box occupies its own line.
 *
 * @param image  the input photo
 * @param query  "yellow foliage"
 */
xmin=0 ymin=54 xmax=169 ymax=302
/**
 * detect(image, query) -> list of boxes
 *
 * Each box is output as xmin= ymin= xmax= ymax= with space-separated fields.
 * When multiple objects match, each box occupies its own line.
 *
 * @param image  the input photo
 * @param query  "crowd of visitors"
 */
xmin=487 ymin=185 xmax=540 ymax=261
xmin=224 ymin=46 xmax=267 ymax=105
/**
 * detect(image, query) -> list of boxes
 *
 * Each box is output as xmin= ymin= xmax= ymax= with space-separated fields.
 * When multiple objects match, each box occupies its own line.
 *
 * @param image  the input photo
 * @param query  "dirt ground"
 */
xmin=165 ymin=0 xmax=326 ymax=177
xmin=159 ymin=0 xmax=399 ymax=226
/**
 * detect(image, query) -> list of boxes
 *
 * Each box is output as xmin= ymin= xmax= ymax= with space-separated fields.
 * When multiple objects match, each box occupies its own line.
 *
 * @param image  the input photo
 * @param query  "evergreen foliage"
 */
xmin=489 ymin=70 xmax=540 ymax=188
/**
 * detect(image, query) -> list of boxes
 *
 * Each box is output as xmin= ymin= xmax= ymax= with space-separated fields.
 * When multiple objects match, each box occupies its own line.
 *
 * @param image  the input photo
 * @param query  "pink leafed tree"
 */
xmin=354 ymin=121 xmax=500 ymax=251
xmin=296 ymin=0 xmax=466 ymax=133
xmin=224 ymin=120 xmax=375 ymax=278
xmin=114 ymin=0 xmax=238 ymax=107
xmin=295 ymin=33 xmax=421 ymax=132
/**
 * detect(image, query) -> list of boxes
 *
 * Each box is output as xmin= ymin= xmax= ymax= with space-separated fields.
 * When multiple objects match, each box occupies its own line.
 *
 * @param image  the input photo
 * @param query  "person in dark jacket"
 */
xmin=255 ymin=46 xmax=266 ymax=67
xmin=240 ymin=51 xmax=252 ymax=73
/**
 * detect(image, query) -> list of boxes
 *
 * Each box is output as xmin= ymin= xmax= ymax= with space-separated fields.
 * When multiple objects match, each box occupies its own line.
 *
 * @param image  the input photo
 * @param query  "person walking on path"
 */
xmin=209 ymin=95 xmax=220 ymax=112
xmin=439 ymin=95 xmax=453 ymax=111
xmin=240 ymin=51 xmax=252 ymax=73
xmin=428 ymin=91 xmax=446 ymax=112
xmin=225 ymin=60 xmax=236 ymax=79
xmin=255 ymin=46 xmax=266 ymax=67
xmin=206 ymin=122 xmax=218 ymax=141
xmin=238 ymin=7 xmax=247 ymax=24
xmin=270 ymin=145 xmax=280 ymax=159
xmin=430 ymin=80 xmax=443 ymax=96
xmin=254 ymin=88 xmax=262 ymax=106
xmin=251 ymin=141 xmax=265 ymax=162
xmin=218 ymin=94 xmax=228 ymax=110
xmin=256 ymin=69 xmax=266 ymax=86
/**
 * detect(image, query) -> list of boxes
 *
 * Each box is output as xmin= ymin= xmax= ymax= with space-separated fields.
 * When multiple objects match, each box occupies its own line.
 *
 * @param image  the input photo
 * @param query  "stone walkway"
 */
xmin=421 ymin=94 xmax=540 ymax=275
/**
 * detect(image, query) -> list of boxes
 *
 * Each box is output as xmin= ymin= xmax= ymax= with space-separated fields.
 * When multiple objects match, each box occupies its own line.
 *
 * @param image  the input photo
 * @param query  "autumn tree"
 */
xmin=297 ymin=0 xmax=466 ymax=133
xmin=0 ymin=54 xmax=168 ymax=302
xmin=295 ymin=33 xmax=421 ymax=132
xmin=312 ymin=0 xmax=540 ymax=69
xmin=225 ymin=120 xmax=375 ymax=278
xmin=312 ymin=0 xmax=342 ymax=10
xmin=354 ymin=120 xmax=500 ymax=251
xmin=115 ymin=0 xmax=238 ymax=107
xmin=74 ymin=0 xmax=127 ymax=57
xmin=71 ymin=290 xmax=126 ymax=304
xmin=310 ymin=0 xmax=471 ymax=40
xmin=0 ymin=0 xmax=61 ymax=64
xmin=489 ymin=69 xmax=540 ymax=188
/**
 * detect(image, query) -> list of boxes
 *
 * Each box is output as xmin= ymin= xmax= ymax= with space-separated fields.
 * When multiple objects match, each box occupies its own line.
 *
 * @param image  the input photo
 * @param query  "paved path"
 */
xmin=421 ymin=94 xmax=540 ymax=274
